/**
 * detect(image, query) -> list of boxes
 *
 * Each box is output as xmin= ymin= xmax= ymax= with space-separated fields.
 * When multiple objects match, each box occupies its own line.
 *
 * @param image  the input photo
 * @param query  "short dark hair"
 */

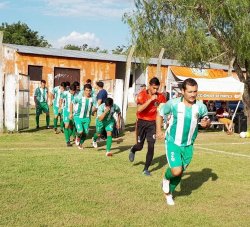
xmin=73 ymin=81 xmax=80 ymax=87
xmin=86 ymin=79 xmax=91 ymax=84
xmin=69 ymin=84 xmax=76 ymax=91
xmin=65 ymin=81 xmax=70 ymax=87
xmin=60 ymin=82 xmax=66 ymax=88
xmin=182 ymin=78 xmax=198 ymax=91
xmin=105 ymin=97 xmax=113 ymax=107
xmin=149 ymin=77 xmax=160 ymax=86
xmin=140 ymin=84 xmax=146 ymax=88
xmin=41 ymin=80 xmax=46 ymax=84
xmin=96 ymin=81 xmax=104 ymax=88
xmin=84 ymin=83 xmax=92 ymax=90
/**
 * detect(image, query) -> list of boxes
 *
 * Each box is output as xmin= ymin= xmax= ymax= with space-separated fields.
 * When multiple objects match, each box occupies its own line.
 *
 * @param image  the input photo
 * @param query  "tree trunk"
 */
xmin=233 ymin=60 xmax=250 ymax=127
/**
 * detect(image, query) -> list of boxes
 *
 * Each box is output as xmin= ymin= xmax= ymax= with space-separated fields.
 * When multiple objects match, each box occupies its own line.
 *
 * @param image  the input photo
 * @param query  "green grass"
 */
xmin=0 ymin=107 xmax=250 ymax=226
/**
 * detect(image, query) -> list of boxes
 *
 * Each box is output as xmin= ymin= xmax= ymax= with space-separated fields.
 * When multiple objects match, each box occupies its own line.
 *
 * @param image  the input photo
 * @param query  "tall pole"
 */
xmin=122 ymin=45 xmax=135 ymax=124
xmin=0 ymin=31 xmax=3 ymax=133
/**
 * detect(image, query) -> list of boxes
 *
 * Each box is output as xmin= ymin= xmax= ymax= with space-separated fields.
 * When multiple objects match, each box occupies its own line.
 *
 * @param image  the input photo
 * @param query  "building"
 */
xmin=1 ymin=43 xmax=240 ymax=131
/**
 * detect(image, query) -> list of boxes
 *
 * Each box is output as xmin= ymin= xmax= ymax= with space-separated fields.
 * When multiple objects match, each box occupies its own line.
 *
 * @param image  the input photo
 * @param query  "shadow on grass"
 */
xmin=133 ymin=154 xmax=167 ymax=173
xmin=174 ymin=168 xmax=218 ymax=197
xmin=125 ymin=123 xmax=136 ymax=132
xmin=19 ymin=126 xmax=51 ymax=133
xmin=112 ymin=145 xmax=131 ymax=154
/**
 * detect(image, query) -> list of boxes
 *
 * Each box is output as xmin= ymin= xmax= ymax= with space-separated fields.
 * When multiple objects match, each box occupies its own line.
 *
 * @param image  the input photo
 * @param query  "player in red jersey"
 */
xmin=129 ymin=77 xmax=167 ymax=176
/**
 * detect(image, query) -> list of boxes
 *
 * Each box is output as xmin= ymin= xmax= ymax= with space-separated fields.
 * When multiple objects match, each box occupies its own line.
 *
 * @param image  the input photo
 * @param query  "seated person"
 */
xmin=207 ymin=101 xmax=216 ymax=112
xmin=207 ymin=101 xmax=217 ymax=121
xmin=216 ymin=102 xmax=233 ymax=134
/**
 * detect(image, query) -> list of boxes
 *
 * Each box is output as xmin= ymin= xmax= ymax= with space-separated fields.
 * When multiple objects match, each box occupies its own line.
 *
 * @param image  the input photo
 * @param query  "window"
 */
xmin=28 ymin=65 xmax=42 ymax=81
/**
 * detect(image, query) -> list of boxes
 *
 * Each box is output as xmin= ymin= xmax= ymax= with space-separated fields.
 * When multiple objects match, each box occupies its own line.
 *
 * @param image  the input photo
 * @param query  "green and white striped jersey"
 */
xmin=61 ymin=90 xmax=73 ymax=112
xmin=34 ymin=87 xmax=48 ymax=103
xmin=159 ymin=97 xmax=208 ymax=146
xmin=73 ymin=96 xmax=93 ymax=118
xmin=52 ymin=86 xmax=61 ymax=107
xmin=97 ymin=103 xmax=121 ymax=122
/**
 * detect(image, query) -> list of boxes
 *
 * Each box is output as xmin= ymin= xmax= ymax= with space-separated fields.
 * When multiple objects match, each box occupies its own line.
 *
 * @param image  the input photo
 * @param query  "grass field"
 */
xmin=0 ymin=107 xmax=250 ymax=226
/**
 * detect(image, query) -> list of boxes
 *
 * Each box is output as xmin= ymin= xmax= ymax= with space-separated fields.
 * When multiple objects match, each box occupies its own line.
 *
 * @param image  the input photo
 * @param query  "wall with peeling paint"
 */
xmin=3 ymin=47 xmax=116 ymax=105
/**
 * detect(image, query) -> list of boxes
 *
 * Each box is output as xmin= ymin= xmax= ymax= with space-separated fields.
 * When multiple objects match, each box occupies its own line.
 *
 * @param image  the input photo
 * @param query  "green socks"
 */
xmin=53 ymin=118 xmax=58 ymax=129
xmin=170 ymin=176 xmax=182 ymax=193
xmin=106 ymin=136 xmax=112 ymax=152
xmin=46 ymin=115 xmax=50 ymax=127
xmin=36 ymin=115 xmax=39 ymax=127
xmin=60 ymin=119 xmax=64 ymax=131
xmin=93 ymin=133 xmax=98 ymax=142
xmin=72 ymin=126 xmax=76 ymax=138
xmin=64 ymin=128 xmax=70 ymax=142
xmin=80 ymin=133 xmax=86 ymax=144
xmin=165 ymin=167 xmax=182 ymax=193
xmin=165 ymin=167 xmax=174 ymax=179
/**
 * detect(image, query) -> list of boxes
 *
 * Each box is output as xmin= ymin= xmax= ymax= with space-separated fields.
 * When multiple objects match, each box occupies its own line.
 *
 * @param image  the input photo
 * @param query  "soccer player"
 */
xmin=60 ymin=84 xmax=76 ymax=147
xmin=156 ymin=78 xmax=211 ymax=205
xmin=92 ymin=81 xmax=108 ymax=140
xmin=128 ymin=77 xmax=166 ymax=176
xmin=92 ymin=98 xmax=121 ymax=157
xmin=52 ymin=82 xmax=66 ymax=133
xmin=65 ymin=81 xmax=70 ymax=91
xmin=71 ymin=83 xmax=94 ymax=149
xmin=34 ymin=80 xmax=50 ymax=129
xmin=71 ymin=81 xmax=81 ymax=139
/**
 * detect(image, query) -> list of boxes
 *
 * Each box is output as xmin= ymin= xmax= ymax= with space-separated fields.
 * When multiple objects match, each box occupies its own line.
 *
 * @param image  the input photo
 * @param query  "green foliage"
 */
xmin=63 ymin=43 xmax=108 ymax=53
xmin=124 ymin=0 xmax=250 ymax=67
xmin=124 ymin=0 xmax=250 ymax=120
xmin=0 ymin=21 xmax=51 ymax=47
xmin=112 ymin=45 xmax=129 ymax=55
xmin=63 ymin=44 xmax=81 ymax=50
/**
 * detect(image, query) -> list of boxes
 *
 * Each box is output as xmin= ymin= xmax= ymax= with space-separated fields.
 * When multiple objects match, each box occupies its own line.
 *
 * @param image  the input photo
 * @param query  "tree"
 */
xmin=63 ymin=43 xmax=108 ymax=53
xmin=112 ymin=45 xmax=129 ymax=55
xmin=124 ymin=0 xmax=250 ymax=124
xmin=64 ymin=44 xmax=81 ymax=50
xmin=0 ymin=21 xmax=51 ymax=47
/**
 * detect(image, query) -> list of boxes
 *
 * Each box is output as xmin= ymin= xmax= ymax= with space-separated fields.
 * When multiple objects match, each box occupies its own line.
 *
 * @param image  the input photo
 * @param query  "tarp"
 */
xmin=168 ymin=66 xmax=245 ymax=101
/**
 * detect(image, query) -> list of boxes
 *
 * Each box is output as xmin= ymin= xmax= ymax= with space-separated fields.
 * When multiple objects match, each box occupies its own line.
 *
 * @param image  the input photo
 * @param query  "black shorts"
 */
xmin=136 ymin=119 xmax=156 ymax=144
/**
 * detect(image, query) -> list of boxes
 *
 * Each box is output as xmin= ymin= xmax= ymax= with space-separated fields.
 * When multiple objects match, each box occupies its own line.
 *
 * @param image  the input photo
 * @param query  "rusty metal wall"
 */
xmin=54 ymin=67 xmax=80 ymax=86
xmin=13 ymin=53 xmax=116 ymax=105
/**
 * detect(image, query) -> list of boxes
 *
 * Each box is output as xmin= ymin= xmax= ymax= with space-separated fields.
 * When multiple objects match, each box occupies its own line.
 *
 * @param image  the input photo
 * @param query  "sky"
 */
xmin=0 ymin=0 xmax=135 ymax=51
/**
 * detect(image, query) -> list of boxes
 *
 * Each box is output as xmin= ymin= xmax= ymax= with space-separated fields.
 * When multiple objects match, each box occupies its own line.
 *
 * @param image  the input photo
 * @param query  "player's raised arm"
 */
xmin=137 ymin=94 xmax=157 ymax=113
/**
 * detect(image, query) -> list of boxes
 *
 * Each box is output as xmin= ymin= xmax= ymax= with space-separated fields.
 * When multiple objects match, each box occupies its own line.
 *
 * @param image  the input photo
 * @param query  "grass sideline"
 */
xmin=0 ymin=107 xmax=249 ymax=226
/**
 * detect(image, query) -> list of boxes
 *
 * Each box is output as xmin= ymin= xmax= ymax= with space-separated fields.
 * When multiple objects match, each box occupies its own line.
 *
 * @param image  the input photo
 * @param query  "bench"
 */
xmin=198 ymin=121 xmax=225 ymax=131
xmin=210 ymin=121 xmax=225 ymax=131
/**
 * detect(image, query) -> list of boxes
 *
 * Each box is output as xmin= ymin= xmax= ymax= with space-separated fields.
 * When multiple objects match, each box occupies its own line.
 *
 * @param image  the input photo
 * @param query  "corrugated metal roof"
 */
xmin=4 ymin=43 xmax=127 ymax=62
xmin=3 ymin=43 xmax=230 ymax=70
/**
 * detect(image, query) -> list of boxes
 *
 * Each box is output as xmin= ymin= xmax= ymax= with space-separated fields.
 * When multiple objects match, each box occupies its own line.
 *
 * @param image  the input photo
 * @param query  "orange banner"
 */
xmin=197 ymin=91 xmax=242 ymax=101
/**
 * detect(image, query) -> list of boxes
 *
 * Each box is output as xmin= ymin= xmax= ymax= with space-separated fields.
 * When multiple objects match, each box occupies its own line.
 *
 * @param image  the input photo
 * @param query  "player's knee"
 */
xmin=135 ymin=143 xmax=143 ymax=151
xmin=171 ymin=167 xmax=183 ymax=177
xmin=107 ymin=131 xmax=112 ymax=136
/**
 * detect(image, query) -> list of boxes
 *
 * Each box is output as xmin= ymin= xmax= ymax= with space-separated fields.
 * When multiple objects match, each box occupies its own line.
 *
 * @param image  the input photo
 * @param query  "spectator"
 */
xmin=216 ymin=101 xmax=233 ymax=134
xmin=207 ymin=101 xmax=216 ymax=112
